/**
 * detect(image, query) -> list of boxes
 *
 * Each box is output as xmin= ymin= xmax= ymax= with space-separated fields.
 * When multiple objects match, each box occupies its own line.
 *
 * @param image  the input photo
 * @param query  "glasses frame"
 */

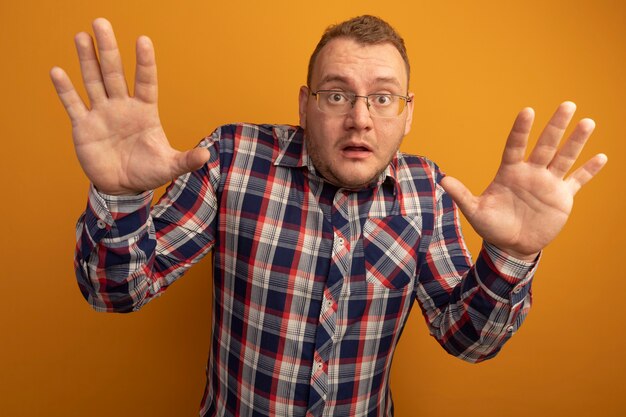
xmin=311 ymin=89 xmax=413 ymax=118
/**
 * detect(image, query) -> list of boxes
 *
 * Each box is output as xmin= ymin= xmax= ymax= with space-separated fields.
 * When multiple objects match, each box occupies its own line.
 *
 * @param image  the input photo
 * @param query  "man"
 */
xmin=50 ymin=15 xmax=607 ymax=417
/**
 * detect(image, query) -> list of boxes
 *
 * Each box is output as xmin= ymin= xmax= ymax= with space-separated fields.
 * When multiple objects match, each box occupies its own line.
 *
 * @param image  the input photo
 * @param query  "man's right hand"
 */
xmin=50 ymin=18 xmax=210 ymax=196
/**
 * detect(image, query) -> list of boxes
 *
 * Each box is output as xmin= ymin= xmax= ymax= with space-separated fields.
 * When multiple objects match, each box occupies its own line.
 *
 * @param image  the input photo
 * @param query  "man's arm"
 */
xmin=416 ymin=102 xmax=606 ymax=362
xmin=51 ymin=18 xmax=220 ymax=311
xmin=416 ymin=174 xmax=535 ymax=363
xmin=75 ymin=134 xmax=221 ymax=312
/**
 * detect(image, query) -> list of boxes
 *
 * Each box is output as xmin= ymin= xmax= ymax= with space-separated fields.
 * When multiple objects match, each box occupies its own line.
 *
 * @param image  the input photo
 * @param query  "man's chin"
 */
xmin=327 ymin=170 xmax=382 ymax=191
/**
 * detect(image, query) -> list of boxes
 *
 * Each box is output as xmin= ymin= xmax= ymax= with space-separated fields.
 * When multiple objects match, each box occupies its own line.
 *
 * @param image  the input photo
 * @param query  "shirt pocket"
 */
xmin=362 ymin=216 xmax=422 ymax=290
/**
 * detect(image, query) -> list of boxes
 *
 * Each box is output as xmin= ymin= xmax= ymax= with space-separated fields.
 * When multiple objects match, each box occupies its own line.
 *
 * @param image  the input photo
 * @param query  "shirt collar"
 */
xmin=273 ymin=125 xmax=308 ymax=168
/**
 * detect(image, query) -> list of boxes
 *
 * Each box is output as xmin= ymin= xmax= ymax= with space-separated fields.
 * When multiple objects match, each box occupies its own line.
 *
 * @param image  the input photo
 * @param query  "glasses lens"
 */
xmin=369 ymin=95 xmax=405 ymax=118
xmin=316 ymin=91 xmax=351 ymax=115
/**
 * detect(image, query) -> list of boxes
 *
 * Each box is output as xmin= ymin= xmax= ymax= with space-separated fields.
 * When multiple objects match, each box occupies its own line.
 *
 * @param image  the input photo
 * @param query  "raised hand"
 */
xmin=50 ymin=18 xmax=210 ymax=195
xmin=441 ymin=102 xmax=608 ymax=261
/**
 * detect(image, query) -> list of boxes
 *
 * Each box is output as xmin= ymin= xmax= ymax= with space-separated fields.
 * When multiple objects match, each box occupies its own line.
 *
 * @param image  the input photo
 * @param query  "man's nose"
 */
xmin=346 ymin=96 xmax=373 ymax=129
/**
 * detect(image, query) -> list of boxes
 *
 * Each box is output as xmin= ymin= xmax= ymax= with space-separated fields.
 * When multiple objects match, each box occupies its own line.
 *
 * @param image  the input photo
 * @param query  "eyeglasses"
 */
xmin=311 ymin=90 xmax=412 ymax=118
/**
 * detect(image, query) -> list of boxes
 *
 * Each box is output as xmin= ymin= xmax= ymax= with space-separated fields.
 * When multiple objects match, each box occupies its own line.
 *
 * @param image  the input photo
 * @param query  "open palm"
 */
xmin=50 ymin=18 xmax=209 ymax=195
xmin=441 ymin=102 xmax=607 ymax=260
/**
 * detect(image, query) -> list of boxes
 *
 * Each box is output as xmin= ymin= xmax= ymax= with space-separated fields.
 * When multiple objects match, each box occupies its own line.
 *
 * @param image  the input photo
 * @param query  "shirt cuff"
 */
xmin=83 ymin=184 xmax=154 ymax=240
xmin=483 ymin=242 xmax=539 ymax=279
xmin=474 ymin=242 xmax=540 ymax=304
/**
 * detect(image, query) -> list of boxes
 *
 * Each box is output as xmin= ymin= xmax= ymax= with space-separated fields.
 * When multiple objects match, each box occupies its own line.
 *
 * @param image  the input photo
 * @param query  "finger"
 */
xmin=50 ymin=66 xmax=88 ymax=121
xmin=548 ymin=118 xmax=595 ymax=178
xmin=134 ymin=36 xmax=158 ymax=104
xmin=501 ymin=107 xmax=534 ymax=165
xmin=566 ymin=153 xmax=608 ymax=195
xmin=92 ymin=18 xmax=129 ymax=98
xmin=440 ymin=176 xmax=478 ymax=217
xmin=171 ymin=148 xmax=212 ymax=178
xmin=528 ymin=101 xmax=576 ymax=166
xmin=169 ymin=147 xmax=211 ymax=178
xmin=74 ymin=32 xmax=107 ymax=104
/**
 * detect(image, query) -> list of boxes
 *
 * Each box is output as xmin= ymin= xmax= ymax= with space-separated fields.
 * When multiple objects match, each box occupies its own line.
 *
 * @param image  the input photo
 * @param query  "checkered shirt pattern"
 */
xmin=75 ymin=123 xmax=536 ymax=417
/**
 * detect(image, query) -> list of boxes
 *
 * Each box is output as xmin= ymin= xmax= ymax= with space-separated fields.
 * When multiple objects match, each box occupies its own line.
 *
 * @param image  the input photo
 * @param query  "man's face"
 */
xmin=299 ymin=37 xmax=414 ymax=189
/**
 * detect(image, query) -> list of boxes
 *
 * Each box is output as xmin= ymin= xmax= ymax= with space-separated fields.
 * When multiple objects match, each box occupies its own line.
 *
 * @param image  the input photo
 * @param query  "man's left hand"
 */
xmin=441 ymin=101 xmax=608 ymax=261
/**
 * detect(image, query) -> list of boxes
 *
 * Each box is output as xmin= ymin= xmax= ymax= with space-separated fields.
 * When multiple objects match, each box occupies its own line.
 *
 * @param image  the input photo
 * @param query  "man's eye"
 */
xmin=328 ymin=93 xmax=346 ymax=103
xmin=373 ymin=95 xmax=392 ymax=105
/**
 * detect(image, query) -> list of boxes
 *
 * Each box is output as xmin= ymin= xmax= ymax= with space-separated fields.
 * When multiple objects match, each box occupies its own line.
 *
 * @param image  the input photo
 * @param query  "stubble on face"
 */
xmin=305 ymin=124 xmax=401 ymax=190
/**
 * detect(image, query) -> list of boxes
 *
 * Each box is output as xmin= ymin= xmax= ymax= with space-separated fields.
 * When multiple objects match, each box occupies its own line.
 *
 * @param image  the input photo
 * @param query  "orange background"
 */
xmin=1 ymin=1 xmax=625 ymax=416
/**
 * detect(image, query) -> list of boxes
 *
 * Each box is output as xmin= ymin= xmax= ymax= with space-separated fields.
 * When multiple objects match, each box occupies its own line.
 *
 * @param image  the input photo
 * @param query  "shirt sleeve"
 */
xmin=415 ymin=170 xmax=538 ymax=363
xmin=74 ymin=133 xmax=222 ymax=313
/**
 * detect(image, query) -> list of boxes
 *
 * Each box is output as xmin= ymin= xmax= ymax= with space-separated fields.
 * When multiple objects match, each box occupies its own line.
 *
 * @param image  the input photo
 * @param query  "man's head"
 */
xmin=299 ymin=15 xmax=414 ymax=190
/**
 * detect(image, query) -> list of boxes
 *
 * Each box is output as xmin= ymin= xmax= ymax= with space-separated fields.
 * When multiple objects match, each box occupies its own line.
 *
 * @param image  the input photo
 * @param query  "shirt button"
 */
xmin=506 ymin=325 xmax=514 ymax=333
xmin=337 ymin=237 xmax=344 ymax=246
xmin=96 ymin=219 xmax=107 ymax=229
xmin=513 ymin=285 xmax=523 ymax=294
xmin=316 ymin=361 xmax=323 ymax=370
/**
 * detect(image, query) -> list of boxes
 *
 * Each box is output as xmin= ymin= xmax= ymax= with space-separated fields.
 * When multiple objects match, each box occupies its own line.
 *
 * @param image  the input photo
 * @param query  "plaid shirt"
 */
xmin=76 ymin=123 xmax=536 ymax=417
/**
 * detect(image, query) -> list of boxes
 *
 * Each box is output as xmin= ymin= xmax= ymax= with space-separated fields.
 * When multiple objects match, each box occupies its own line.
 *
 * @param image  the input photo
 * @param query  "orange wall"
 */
xmin=1 ymin=1 xmax=625 ymax=416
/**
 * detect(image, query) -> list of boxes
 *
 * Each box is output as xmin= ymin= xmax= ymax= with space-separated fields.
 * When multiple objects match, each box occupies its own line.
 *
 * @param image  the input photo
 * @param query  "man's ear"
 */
xmin=403 ymin=92 xmax=415 ymax=136
xmin=298 ymin=86 xmax=309 ymax=129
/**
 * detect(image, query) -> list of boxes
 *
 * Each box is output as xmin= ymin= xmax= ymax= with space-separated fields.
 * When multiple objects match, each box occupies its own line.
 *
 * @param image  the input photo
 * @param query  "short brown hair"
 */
xmin=307 ymin=15 xmax=410 ymax=88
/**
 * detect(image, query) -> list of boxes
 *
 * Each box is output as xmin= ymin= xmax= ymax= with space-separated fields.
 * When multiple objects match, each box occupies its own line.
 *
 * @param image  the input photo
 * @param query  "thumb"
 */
xmin=174 ymin=147 xmax=212 ymax=177
xmin=440 ymin=175 xmax=477 ymax=217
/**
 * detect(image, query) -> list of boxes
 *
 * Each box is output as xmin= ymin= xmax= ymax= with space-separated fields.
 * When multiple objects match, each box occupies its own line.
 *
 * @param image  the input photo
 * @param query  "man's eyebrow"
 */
xmin=370 ymin=76 xmax=403 ymax=88
xmin=318 ymin=74 xmax=403 ymax=89
xmin=318 ymin=74 xmax=351 ymax=86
